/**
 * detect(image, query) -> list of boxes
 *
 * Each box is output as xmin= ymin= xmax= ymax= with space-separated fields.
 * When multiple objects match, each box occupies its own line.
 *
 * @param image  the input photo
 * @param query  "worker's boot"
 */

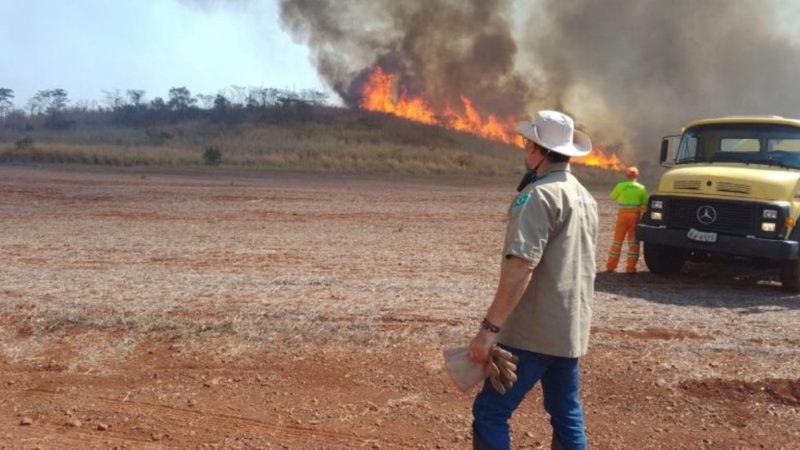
xmin=606 ymin=242 xmax=622 ymax=272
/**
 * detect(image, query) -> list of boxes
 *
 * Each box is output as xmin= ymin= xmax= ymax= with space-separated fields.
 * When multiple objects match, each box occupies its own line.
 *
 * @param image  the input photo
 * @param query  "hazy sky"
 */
xmin=0 ymin=0 xmax=326 ymax=107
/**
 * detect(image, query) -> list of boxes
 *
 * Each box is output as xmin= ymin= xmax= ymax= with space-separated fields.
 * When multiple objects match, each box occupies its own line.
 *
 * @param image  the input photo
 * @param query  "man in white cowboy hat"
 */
xmin=469 ymin=110 xmax=598 ymax=450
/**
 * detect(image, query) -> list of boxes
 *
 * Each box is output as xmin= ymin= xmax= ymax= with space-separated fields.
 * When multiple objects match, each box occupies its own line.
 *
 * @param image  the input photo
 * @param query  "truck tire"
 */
xmin=779 ymin=260 xmax=800 ymax=292
xmin=643 ymin=242 xmax=686 ymax=274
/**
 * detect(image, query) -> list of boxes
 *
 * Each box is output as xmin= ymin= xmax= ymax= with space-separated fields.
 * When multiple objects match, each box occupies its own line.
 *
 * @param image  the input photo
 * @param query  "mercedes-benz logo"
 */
xmin=696 ymin=205 xmax=717 ymax=225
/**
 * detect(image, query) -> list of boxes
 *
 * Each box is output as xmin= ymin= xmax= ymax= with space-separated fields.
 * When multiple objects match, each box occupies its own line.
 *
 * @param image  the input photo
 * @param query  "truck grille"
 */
xmin=673 ymin=180 xmax=700 ymax=190
xmin=664 ymin=198 xmax=755 ymax=234
xmin=716 ymin=182 xmax=751 ymax=195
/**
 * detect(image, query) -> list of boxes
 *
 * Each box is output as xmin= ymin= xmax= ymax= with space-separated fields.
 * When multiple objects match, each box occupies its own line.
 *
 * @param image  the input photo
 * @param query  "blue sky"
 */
xmin=0 ymin=0 xmax=327 ymax=107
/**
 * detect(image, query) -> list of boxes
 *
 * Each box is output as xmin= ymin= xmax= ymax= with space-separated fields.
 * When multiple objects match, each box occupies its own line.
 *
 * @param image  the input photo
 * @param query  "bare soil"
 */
xmin=0 ymin=166 xmax=798 ymax=449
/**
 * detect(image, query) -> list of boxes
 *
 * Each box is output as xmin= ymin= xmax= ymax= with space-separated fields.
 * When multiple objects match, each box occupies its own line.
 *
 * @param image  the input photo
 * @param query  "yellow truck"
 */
xmin=637 ymin=116 xmax=800 ymax=291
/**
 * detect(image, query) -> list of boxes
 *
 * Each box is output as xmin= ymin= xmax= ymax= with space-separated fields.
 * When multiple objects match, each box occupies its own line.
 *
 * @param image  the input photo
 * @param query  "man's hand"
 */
xmin=468 ymin=328 xmax=498 ymax=365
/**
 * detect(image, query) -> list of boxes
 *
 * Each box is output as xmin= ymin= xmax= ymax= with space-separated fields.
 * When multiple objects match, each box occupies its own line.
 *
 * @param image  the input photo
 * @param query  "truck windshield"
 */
xmin=675 ymin=123 xmax=800 ymax=169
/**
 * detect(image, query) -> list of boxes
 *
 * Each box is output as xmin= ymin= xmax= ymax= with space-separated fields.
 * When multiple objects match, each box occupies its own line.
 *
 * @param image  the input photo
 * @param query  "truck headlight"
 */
xmin=651 ymin=200 xmax=663 ymax=210
xmin=650 ymin=211 xmax=663 ymax=221
xmin=761 ymin=222 xmax=776 ymax=232
xmin=762 ymin=209 xmax=778 ymax=219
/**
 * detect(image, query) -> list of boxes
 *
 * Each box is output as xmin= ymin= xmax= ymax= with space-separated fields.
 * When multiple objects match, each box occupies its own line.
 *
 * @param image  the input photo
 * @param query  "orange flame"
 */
xmin=360 ymin=66 xmax=625 ymax=170
xmin=360 ymin=66 xmax=515 ymax=144
xmin=573 ymin=147 xmax=627 ymax=171
xmin=360 ymin=66 xmax=437 ymax=125
xmin=446 ymin=96 xmax=515 ymax=144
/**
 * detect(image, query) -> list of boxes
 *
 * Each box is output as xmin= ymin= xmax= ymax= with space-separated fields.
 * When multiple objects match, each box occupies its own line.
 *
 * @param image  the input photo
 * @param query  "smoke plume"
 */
xmin=279 ymin=0 xmax=800 ymax=161
xmin=278 ymin=0 xmax=532 ymax=117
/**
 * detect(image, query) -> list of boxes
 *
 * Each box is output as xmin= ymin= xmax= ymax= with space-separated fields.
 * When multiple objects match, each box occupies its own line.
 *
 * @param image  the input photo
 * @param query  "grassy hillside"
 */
xmin=0 ymin=106 xmax=620 ymax=184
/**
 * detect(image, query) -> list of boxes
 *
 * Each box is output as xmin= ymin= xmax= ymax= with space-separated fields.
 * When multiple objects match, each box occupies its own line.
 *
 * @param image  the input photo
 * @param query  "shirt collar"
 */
xmin=539 ymin=162 xmax=571 ymax=176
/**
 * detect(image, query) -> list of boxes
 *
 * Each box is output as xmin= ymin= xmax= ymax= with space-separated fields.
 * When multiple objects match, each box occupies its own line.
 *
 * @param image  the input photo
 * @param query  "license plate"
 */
xmin=687 ymin=228 xmax=717 ymax=243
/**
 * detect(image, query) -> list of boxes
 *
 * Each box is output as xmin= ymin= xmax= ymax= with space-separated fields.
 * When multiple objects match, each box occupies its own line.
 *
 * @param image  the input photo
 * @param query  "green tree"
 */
xmin=30 ymin=89 xmax=69 ymax=115
xmin=150 ymin=97 xmax=167 ymax=111
xmin=167 ymin=87 xmax=196 ymax=111
xmin=301 ymin=89 xmax=328 ymax=105
xmin=0 ymin=88 xmax=14 ymax=117
xmin=213 ymin=94 xmax=231 ymax=110
xmin=127 ymin=89 xmax=146 ymax=107
xmin=26 ymin=91 xmax=46 ymax=116
xmin=195 ymin=94 xmax=215 ymax=109
xmin=102 ymin=89 xmax=125 ymax=110
xmin=46 ymin=88 xmax=69 ymax=114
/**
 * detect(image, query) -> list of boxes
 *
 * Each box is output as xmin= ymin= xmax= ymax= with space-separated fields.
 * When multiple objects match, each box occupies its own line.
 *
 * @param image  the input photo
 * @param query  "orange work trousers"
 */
xmin=606 ymin=208 xmax=642 ymax=273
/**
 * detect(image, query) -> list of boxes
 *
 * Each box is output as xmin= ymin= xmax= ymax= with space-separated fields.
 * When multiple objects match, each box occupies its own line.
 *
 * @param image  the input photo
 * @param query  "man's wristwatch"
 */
xmin=481 ymin=318 xmax=501 ymax=333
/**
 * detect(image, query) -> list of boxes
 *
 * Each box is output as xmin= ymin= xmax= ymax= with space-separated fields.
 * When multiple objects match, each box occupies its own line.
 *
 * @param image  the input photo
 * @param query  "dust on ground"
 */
xmin=0 ymin=166 xmax=798 ymax=449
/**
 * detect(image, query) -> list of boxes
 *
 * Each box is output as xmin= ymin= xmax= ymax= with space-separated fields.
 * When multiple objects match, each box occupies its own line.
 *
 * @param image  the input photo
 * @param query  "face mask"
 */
xmin=516 ymin=169 xmax=538 ymax=192
xmin=516 ymin=149 xmax=550 ymax=192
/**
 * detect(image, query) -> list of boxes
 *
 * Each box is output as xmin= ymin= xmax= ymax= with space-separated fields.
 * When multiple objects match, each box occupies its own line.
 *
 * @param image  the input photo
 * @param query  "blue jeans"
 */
xmin=472 ymin=346 xmax=586 ymax=450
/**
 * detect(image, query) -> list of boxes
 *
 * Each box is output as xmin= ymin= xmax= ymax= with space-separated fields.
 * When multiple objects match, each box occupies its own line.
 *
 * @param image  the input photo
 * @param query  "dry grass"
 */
xmin=0 ymin=142 xmax=199 ymax=166
xmin=0 ymin=113 xmax=525 ymax=176
xmin=0 ymin=109 xmax=629 ymax=185
xmin=0 ymin=139 xmax=514 ymax=176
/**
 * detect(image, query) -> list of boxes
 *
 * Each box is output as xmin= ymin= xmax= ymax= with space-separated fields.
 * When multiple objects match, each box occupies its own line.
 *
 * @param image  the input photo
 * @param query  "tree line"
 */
xmin=0 ymin=86 xmax=331 ymax=130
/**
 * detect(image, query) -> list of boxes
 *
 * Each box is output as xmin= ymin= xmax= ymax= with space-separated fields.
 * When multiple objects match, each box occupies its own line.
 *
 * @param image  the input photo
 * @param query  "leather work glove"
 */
xmin=487 ymin=346 xmax=519 ymax=394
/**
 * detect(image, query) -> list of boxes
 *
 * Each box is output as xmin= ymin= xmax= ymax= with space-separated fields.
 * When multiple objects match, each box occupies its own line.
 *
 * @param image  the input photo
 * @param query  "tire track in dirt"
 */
xmin=5 ymin=388 xmax=407 ymax=448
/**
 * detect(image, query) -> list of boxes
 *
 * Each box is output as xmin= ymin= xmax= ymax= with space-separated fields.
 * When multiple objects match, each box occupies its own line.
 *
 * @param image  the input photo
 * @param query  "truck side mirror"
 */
xmin=660 ymin=135 xmax=681 ymax=167
xmin=660 ymin=139 xmax=669 ymax=163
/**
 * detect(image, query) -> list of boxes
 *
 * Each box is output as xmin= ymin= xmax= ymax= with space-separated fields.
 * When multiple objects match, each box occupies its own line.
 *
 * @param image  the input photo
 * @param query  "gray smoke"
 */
xmin=278 ymin=0 xmax=800 ymax=161
xmin=278 ymin=0 xmax=533 ymax=117
xmin=525 ymin=0 xmax=800 ymax=158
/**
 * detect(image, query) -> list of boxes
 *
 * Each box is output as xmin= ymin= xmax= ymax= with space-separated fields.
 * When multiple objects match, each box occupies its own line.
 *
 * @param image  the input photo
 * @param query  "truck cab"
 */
xmin=636 ymin=116 xmax=800 ymax=291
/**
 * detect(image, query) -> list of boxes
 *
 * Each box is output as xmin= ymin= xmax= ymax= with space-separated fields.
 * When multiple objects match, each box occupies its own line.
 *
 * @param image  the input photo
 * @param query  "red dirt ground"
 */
xmin=0 ymin=166 xmax=798 ymax=449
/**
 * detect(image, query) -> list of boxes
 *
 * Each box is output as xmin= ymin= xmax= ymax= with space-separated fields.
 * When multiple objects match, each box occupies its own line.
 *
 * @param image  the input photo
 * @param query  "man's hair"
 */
xmin=536 ymin=143 xmax=570 ymax=163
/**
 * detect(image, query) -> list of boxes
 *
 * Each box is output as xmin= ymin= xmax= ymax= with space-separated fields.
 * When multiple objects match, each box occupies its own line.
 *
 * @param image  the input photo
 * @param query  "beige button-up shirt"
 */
xmin=497 ymin=163 xmax=599 ymax=358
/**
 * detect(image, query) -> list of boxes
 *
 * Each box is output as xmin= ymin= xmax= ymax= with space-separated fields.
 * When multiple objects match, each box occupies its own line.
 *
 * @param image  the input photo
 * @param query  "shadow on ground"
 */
xmin=595 ymin=262 xmax=800 ymax=311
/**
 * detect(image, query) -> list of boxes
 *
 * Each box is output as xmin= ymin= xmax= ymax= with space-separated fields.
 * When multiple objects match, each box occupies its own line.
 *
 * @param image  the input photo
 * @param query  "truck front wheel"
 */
xmin=779 ymin=260 xmax=800 ymax=292
xmin=643 ymin=242 xmax=686 ymax=274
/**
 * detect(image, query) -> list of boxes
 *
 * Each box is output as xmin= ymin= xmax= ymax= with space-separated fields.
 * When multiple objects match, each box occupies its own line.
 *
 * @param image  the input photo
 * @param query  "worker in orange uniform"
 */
xmin=606 ymin=166 xmax=648 ymax=273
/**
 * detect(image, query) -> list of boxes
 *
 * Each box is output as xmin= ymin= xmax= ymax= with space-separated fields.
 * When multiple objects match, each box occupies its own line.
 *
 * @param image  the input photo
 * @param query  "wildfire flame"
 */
xmin=572 ymin=147 xmax=626 ymax=171
xmin=360 ymin=66 xmax=626 ymax=171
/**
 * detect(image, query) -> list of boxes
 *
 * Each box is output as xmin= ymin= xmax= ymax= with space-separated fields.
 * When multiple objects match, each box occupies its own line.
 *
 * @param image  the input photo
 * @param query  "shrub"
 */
xmin=203 ymin=146 xmax=222 ymax=165
xmin=454 ymin=153 xmax=475 ymax=168
xmin=144 ymin=129 xmax=172 ymax=145
xmin=15 ymin=136 xmax=33 ymax=150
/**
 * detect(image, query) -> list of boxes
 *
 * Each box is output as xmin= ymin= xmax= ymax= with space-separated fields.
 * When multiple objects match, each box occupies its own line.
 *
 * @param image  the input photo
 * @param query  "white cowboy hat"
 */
xmin=515 ymin=110 xmax=592 ymax=157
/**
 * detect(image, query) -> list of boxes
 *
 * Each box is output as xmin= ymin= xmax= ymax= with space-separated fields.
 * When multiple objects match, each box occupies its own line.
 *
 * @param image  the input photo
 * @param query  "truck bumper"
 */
xmin=636 ymin=224 xmax=800 ymax=260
